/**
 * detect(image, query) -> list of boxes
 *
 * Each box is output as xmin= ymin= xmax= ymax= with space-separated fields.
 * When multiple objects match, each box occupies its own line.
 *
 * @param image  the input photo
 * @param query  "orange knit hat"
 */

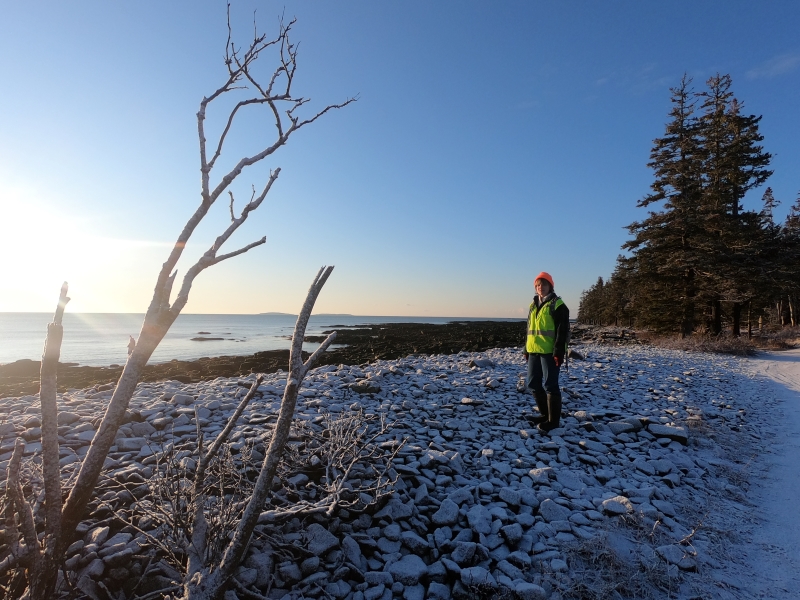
xmin=534 ymin=271 xmax=554 ymax=289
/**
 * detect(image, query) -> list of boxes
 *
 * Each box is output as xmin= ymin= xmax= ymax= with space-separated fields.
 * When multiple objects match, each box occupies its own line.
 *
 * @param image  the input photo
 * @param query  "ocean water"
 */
xmin=0 ymin=313 xmax=518 ymax=367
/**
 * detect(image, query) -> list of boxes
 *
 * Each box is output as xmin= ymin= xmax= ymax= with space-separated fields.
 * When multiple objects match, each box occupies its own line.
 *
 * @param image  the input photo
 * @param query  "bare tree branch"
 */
xmin=11 ymin=7 xmax=354 ymax=598
xmin=185 ymin=267 xmax=336 ymax=599
xmin=8 ymin=440 xmax=38 ymax=559
xmin=39 ymin=282 xmax=68 ymax=547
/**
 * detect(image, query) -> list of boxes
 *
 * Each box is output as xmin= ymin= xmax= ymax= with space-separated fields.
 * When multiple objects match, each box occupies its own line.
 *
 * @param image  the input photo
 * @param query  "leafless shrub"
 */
xmin=558 ymin=513 xmax=684 ymax=600
xmin=122 ymin=407 xmax=396 ymax=596
xmin=648 ymin=333 xmax=758 ymax=356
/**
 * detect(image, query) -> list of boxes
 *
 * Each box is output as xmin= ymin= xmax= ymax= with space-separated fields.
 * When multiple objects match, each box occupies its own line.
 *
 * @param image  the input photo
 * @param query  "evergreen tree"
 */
xmin=696 ymin=74 xmax=773 ymax=335
xmin=781 ymin=192 xmax=800 ymax=326
xmin=623 ymin=75 xmax=704 ymax=335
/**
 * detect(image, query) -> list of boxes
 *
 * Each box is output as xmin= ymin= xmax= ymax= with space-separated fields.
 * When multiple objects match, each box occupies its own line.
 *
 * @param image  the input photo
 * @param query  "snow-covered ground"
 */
xmin=1 ymin=343 xmax=799 ymax=599
xmin=708 ymin=348 xmax=800 ymax=599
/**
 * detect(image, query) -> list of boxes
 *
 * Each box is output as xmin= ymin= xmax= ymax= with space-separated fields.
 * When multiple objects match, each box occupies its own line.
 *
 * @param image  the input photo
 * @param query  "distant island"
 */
xmin=258 ymin=312 xmax=355 ymax=317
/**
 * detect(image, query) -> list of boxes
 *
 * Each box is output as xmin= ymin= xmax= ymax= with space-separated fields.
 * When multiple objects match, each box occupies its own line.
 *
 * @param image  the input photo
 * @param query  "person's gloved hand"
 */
xmin=553 ymin=354 xmax=563 ymax=367
xmin=523 ymin=352 xmax=529 ymax=363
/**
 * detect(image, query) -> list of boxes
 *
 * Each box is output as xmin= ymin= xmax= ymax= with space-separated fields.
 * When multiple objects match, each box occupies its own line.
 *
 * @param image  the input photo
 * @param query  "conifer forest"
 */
xmin=578 ymin=74 xmax=800 ymax=336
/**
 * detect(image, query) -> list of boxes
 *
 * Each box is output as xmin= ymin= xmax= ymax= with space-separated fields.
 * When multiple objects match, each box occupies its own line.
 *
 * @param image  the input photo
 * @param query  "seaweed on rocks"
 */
xmin=0 ymin=320 xmax=526 ymax=399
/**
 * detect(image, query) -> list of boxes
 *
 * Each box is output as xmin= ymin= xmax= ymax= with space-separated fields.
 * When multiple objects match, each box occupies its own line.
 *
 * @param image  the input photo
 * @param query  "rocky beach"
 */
xmin=0 ymin=321 xmax=528 ymax=399
xmin=1 ymin=330 xmax=795 ymax=600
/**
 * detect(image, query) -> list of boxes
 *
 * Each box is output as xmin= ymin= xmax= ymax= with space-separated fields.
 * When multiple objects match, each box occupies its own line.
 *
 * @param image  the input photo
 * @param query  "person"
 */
xmin=127 ymin=335 xmax=136 ymax=356
xmin=523 ymin=271 xmax=570 ymax=433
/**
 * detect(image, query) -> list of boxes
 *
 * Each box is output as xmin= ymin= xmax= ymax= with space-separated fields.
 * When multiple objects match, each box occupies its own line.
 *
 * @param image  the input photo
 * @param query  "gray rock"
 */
xmin=608 ymin=421 xmax=635 ymax=435
xmin=460 ymin=566 xmax=496 ymax=588
xmin=130 ymin=421 xmax=156 ymax=437
xmin=448 ymin=487 xmax=472 ymax=505
xmin=363 ymin=585 xmax=385 ymax=600
xmin=103 ymin=533 xmax=132 ymax=548
xmin=427 ymin=581 xmax=452 ymax=600
xmin=518 ymin=488 xmax=539 ymax=508
xmin=468 ymin=359 xmax=495 ymax=369
xmin=377 ymin=537 xmax=402 ymax=553
xmin=500 ymin=523 xmax=523 ymax=547
xmin=496 ymin=559 xmax=524 ymax=581
xmin=342 ymin=535 xmax=363 ymax=566
xmin=506 ymin=550 xmax=532 ymax=569
xmin=648 ymin=424 xmax=688 ymax=445
xmin=171 ymin=393 xmax=194 ymax=406
xmin=652 ymin=499 xmax=676 ymax=517
xmin=300 ymin=556 xmax=319 ymax=576
xmin=365 ymin=572 xmax=393 ymax=586
xmin=326 ymin=580 xmax=352 ymax=599
xmin=601 ymin=496 xmax=633 ymax=516
xmin=58 ymin=412 xmax=81 ymax=426
xmin=650 ymin=459 xmax=675 ymax=475
xmin=402 ymin=583 xmax=425 ymax=600
xmin=279 ymin=562 xmax=302 ymax=583
xmin=528 ymin=468 xmax=553 ymax=484
xmin=244 ymin=551 xmax=273 ymax=587
xmin=551 ymin=558 xmax=568 ymax=572
xmin=383 ymin=523 xmax=402 ymax=541
xmin=388 ymin=554 xmax=428 ymax=586
xmin=305 ymin=523 xmax=339 ymax=556
xmin=432 ymin=499 xmax=460 ymax=526
xmin=579 ymin=439 xmax=609 ymax=453
xmin=556 ymin=470 xmax=583 ymax=491
xmin=85 ymin=526 xmax=110 ymax=545
xmin=466 ymin=504 xmax=492 ymax=535
xmin=451 ymin=542 xmax=476 ymax=566
xmin=499 ymin=487 xmax=521 ymax=506
xmin=594 ymin=469 xmax=615 ymax=483
xmin=401 ymin=531 xmax=429 ymax=553
xmin=351 ymin=381 xmax=381 ymax=394
xmin=103 ymin=548 xmax=134 ymax=567
xmin=434 ymin=527 xmax=453 ymax=549
xmin=633 ymin=458 xmax=656 ymax=475
xmin=375 ymin=499 xmax=414 ymax=521
xmin=538 ymin=499 xmax=571 ymax=522
xmin=81 ymin=558 xmax=105 ymax=579
xmin=514 ymin=581 xmax=547 ymax=600
xmin=117 ymin=437 xmax=146 ymax=452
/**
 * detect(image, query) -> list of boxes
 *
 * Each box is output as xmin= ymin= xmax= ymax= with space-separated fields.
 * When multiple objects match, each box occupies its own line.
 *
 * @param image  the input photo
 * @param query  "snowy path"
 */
xmin=734 ymin=348 xmax=800 ymax=599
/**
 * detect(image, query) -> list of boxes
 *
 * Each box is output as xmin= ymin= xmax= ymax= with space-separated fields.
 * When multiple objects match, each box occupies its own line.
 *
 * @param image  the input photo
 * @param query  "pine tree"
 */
xmin=781 ymin=192 xmax=800 ymax=326
xmin=696 ymin=74 xmax=773 ymax=335
xmin=623 ymin=75 xmax=704 ymax=335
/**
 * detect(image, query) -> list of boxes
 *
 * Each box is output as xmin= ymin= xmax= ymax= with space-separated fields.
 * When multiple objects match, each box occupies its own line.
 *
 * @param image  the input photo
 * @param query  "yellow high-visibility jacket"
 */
xmin=526 ymin=296 xmax=566 ymax=354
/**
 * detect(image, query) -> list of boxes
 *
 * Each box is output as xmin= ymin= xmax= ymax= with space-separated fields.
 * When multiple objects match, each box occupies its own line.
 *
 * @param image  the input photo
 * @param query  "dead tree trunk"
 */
xmin=3 ymin=9 xmax=354 ymax=599
xmin=732 ymin=302 xmax=741 ymax=337
xmin=184 ymin=267 xmax=337 ymax=600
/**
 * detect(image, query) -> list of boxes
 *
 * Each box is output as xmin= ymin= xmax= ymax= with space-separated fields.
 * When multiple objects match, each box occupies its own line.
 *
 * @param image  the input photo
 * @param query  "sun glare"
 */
xmin=0 ymin=185 xmax=170 ymax=312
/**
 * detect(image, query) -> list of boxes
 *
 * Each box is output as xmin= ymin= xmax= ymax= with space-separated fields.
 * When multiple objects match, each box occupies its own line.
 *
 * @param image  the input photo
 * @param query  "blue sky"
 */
xmin=1 ymin=1 xmax=798 ymax=318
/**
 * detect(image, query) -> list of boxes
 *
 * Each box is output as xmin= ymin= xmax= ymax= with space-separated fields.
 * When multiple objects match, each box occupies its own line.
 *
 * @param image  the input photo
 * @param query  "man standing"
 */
xmin=523 ymin=272 xmax=570 ymax=433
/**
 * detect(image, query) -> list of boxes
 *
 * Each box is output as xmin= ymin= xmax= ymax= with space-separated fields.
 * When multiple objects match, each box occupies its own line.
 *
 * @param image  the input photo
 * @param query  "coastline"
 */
xmin=0 ymin=320 xmax=526 ymax=398
xmin=0 ymin=341 xmax=778 ymax=598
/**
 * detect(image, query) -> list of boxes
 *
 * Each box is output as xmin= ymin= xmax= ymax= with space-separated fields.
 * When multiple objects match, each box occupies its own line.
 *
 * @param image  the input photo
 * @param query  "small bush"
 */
xmin=647 ymin=334 xmax=758 ymax=356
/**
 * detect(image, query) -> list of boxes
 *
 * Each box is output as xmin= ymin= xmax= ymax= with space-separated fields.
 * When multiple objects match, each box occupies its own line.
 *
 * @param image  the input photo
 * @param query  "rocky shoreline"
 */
xmin=0 ymin=320 xmax=527 ymax=399
xmin=0 ymin=340 xmax=772 ymax=600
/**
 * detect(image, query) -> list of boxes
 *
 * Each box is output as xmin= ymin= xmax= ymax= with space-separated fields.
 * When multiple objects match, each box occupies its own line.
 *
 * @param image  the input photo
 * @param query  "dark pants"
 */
xmin=526 ymin=353 xmax=560 ymax=395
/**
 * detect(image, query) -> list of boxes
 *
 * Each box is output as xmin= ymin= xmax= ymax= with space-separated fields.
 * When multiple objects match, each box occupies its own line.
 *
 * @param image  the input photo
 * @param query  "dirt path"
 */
xmin=731 ymin=348 xmax=800 ymax=598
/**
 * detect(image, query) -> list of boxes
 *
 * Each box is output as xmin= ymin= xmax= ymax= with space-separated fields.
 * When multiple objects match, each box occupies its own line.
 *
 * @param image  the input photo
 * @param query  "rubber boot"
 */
xmin=525 ymin=390 xmax=549 ymax=425
xmin=537 ymin=392 xmax=563 ymax=433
